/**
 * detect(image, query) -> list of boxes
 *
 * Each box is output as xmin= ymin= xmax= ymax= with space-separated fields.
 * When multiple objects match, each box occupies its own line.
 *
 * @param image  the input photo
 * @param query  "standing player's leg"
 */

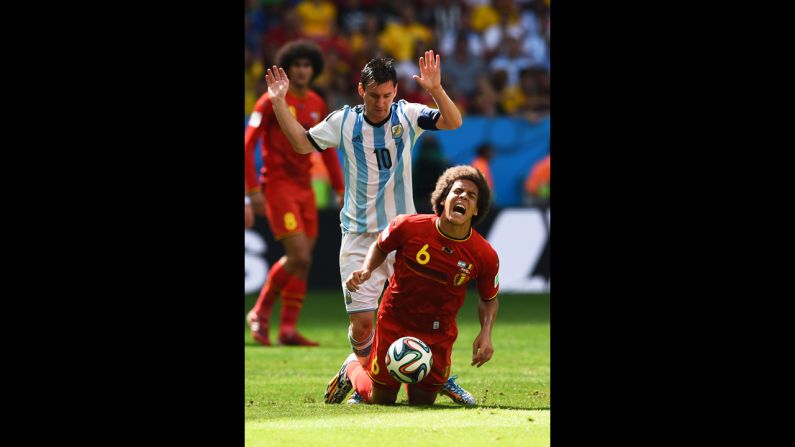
xmin=339 ymin=232 xmax=395 ymax=367
xmin=277 ymin=186 xmax=320 ymax=346
xmin=247 ymin=184 xmax=318 ymax=346
xmin=276 ymin=233 xmax=318 ymax=345
xmin=248 ymin=256 xmax=291 ymax=346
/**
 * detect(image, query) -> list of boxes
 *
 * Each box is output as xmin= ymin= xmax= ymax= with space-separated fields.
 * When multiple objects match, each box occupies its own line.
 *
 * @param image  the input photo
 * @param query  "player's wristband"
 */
xmin=245 ymin=196 xmax=252 ymax=206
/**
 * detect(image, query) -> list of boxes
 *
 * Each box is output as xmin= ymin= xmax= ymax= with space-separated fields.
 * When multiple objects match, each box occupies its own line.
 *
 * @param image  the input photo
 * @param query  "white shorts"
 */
xmin=339 ymin=231 xmax=395 ymax=314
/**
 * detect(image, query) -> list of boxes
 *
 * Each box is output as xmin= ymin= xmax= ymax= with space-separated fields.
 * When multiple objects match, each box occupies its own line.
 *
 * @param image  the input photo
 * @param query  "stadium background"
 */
xmin=245 ymin=0 xmax=550 ymax=294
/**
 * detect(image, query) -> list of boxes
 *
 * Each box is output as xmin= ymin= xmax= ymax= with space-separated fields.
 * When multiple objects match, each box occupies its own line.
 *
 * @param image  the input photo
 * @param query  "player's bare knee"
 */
xmin=406 ymin=386 xmax=438 ymax=406
xmin=370 ymin=387 xmax=399 ymax=405
xmin=284 ymin=253 xmax=312 ymax=273
xmin=350 ymin=320 xmax=372 ymax=341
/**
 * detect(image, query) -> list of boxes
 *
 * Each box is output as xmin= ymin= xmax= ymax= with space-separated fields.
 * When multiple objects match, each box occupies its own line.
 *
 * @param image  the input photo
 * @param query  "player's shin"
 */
xmin=348 ymin=323 xmax=374 ymax=367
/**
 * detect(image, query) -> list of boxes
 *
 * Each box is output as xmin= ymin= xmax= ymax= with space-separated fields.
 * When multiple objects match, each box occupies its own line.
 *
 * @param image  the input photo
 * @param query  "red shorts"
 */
xmin=366 ymin=313 xmax=457 ymax=393
xmin=262 ymin=180 xmax=318 ymax=239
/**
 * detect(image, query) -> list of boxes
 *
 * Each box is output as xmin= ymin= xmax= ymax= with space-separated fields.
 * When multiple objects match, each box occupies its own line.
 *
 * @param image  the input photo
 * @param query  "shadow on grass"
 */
xmin=376 ymin=402 xmax=549 ymax=411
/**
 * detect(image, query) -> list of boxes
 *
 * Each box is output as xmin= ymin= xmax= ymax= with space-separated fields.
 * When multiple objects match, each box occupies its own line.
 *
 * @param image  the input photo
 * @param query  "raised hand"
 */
xmin=265 ymin=65 xmax=290 ymax=101
xmin=412 ymin=50 xmax=442 ymax=92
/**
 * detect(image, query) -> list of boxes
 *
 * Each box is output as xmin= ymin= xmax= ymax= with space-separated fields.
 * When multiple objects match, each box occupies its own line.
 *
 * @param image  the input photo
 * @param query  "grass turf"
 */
xmin=245 ymin=290 xmax=549 ymax=446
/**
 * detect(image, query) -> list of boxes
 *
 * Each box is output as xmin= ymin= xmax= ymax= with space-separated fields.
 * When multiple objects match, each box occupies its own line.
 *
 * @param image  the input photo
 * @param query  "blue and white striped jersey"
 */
xmin=307 ymin=99 xmax=440 ymax=233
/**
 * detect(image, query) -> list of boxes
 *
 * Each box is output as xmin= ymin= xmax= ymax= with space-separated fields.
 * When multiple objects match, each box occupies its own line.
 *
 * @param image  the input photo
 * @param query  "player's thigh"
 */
xmin=339 ymin=232 xmax=390 ymax=313
xmin=263 ymin=183 xmax=306 ymax=239
xmin=297 ymin=186 xmax=319 ymax=239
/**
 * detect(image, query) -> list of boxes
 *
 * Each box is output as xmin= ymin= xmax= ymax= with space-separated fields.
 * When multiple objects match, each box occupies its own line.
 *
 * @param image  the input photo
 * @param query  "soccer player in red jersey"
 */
xmin=324 ymin=165 xmax=500 ymax=404
xmin=245 ymin=40 xmax=345 ymax=346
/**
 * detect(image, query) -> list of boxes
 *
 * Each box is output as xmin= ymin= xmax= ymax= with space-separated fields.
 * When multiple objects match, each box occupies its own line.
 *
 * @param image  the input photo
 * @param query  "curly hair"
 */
xmin=275 ymin=40 xmax=324 ymax=81
xmin=430 ymin=165 xmax=491 ymax=227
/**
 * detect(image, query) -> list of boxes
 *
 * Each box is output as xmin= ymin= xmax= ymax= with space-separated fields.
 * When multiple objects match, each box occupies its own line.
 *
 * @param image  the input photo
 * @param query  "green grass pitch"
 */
xmin=245 ymin=290 xmax=550 ymax=446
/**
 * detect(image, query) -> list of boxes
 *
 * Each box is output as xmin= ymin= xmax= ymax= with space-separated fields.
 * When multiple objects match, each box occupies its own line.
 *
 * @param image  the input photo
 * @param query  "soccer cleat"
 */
xmin=324 ymin=353 xmax=357 ymax=404
xmin=439 ymin=375 xmax=477 ymax=406
xmin=278 ymin=331 xmax=319 ymax=347
xmin=246 ymin=310 xmax=271 ymax=346
xmin=347 ymin=391 xmax=364 ymax=404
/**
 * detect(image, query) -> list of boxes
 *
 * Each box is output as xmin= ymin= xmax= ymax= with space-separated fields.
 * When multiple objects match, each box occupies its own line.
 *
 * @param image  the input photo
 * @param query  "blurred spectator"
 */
xmin=470 ymin=75 xmax=500 ymax=116
xmin=245 ymin=48 xmax=265 ymax=114
xmin=325 ymin=68 xmax=358 ymax=110
xmin=489 ymin=36 xmax=534 ymax=88
xmin=444 ymin=31 xmax=487 ymax=97
xmin=524 ymin=67 xmax=550 ymax=122
xmin=350 ymin=13 xmax=385 ymax=82
xmin=471 ymin=143 xmax=495 ymax=193
xmin=378 ymin=5 xmax=434 ymax=62
xmin=517 ymin=3 xmax=550 ymax=71
xmin=490 ymin=69 xmax=510 ymax=115
xmin=469 ymin=0 xmax=500 ymax=33
xmin=296 ymin=0 xmax=338 ymax=39
xmin=412 ymin=135 xmax=450 ymax=213
xmin=314 ymin=21 xmax=353 ymax=65
xmin=263 ymin=8 xmax=306 ymax=67
xmin=439 ymin=8 xmax=485 ymax=58
xmin=482 ymin=0 xmax=524 ymax=59
xmin=337 ymin=0 xmax=373 ymax=35
xmin=429 ymin=0 xmax=463 ymax=54
xmin=501 ymin=67 xmax=549 ymax=121
xmin=524 ymin=154 xmax=550 ymax=206
xmin=314 ymin=46 xmax=352 ymax=99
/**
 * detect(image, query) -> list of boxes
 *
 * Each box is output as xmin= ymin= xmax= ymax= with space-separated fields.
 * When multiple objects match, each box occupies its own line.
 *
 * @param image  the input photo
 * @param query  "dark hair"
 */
xmin=430 ymin=165 xmax=491 ymax=227
xmin=275 ymin=40 xmax=324 ymax=81
xmin=360 ymin=57 xmax=397 ymax=89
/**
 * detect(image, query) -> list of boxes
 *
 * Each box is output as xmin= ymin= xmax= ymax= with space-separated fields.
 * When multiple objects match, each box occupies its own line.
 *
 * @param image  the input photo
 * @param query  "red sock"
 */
xmin=279 ymin=275 xmax=307 ymax=336
xmin=251 ymin=260 xmax=291 ymax=322
xmin=346 ymin=361 xmax=373 ymax=403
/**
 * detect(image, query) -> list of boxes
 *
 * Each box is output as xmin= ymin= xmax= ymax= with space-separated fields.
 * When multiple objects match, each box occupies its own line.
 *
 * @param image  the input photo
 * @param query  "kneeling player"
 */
xmin=324 ymin=166 xmax=500 ymax=405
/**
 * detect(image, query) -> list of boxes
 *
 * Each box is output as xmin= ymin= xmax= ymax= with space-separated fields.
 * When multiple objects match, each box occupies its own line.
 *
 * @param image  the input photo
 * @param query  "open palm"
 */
xmin=413 ymin=50 xmax=442 ymax=91
xmin=265 ymin=65 xmax=290 ymax=100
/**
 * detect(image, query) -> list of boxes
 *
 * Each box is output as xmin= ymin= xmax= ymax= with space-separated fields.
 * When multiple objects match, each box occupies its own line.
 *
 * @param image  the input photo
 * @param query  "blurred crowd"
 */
xmin=245 ymin=0 xmax=550 ymax=122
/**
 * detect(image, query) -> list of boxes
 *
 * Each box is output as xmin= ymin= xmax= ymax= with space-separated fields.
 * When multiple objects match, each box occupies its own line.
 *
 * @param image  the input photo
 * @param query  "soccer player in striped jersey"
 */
xmin=265 ymin=50 xmax=476 ymax=405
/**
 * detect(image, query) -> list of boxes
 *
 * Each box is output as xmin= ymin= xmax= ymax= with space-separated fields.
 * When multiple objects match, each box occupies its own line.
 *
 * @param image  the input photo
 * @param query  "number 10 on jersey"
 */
xmin=373 ymin=148 xmax=392 ymax=170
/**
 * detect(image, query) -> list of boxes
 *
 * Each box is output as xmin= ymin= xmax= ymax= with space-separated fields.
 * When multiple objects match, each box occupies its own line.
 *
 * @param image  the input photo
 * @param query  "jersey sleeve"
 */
xmin=307 ymin=107 xmax=345 ymax=151
xmin=477 ymin=245 xmax=500 ymax=301
xmin=377 ymin=214 xmax=412 ymax=253
xmin=399 ymin=100 xmax=441 ymax=132
xmin=244 ymin=95 xmax=273 ymax=193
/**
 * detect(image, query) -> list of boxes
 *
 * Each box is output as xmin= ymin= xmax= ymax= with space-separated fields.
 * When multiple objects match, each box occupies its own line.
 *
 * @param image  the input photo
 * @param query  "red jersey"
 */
xmin=244 ymin=90 xmax=344 ymax=193
xmin=376 ymin=214 xmax=500 ymax=332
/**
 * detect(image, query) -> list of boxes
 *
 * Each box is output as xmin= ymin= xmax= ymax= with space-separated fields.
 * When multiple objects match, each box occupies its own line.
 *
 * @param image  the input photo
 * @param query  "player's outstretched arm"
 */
xmin=412 ymin=50 xmax=462 ymax=130
xmin=345 ymin=241 xmax=389 ymax=292
xmin=472 ymin=297 xmax=499 ymax=367
xmin=265 ymin=66 xmax=315 ymax=154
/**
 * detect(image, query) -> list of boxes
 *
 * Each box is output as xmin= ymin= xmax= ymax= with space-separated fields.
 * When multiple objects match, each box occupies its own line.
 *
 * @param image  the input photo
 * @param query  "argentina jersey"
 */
xmin=307 ymin=99 xmax=441 ymax=233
